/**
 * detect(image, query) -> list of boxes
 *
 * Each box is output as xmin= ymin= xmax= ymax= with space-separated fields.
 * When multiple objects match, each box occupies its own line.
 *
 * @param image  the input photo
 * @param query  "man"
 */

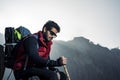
xmin=13 ymin=20 xmax=67 ymax=80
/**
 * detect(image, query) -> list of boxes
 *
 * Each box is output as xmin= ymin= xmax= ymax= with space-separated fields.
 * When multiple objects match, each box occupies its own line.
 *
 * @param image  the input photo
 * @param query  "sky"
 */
xmin=0 ymin=0 xmax=120 ymax=49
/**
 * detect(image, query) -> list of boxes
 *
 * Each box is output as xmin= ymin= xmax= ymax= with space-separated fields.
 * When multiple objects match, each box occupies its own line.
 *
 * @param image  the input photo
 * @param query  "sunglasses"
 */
xmin=48 ymin=30 xmax=57 ymax=38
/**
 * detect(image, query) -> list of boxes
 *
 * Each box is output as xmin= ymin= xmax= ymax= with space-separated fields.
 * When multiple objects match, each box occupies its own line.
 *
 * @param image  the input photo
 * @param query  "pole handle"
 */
xmin=63 ymin=65 xmax=71 ymax=80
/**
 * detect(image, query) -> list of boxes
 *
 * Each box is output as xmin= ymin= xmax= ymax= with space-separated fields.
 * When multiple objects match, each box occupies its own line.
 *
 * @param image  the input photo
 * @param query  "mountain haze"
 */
xmin=51 ymin=37 xmax=120 ymax=80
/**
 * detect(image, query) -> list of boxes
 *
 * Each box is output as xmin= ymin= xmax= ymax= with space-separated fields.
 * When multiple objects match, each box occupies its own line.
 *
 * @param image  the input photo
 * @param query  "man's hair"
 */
xmin=42 ymin=20 xmax=60 ymax=32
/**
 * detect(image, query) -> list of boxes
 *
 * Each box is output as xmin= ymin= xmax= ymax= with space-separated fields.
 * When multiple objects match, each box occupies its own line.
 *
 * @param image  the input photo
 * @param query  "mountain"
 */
xmin=51 ymin=37 xmax=120 ymax=80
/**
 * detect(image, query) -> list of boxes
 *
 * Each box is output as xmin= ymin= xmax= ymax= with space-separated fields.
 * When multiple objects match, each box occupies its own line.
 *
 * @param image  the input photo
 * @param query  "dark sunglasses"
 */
xmin=49 ymin=30 xmax=57 ymax=38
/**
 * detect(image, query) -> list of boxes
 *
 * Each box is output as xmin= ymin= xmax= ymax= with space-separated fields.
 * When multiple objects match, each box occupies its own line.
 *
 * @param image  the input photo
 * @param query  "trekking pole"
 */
xmin=63 ymin=65 xmax=71 ymax=80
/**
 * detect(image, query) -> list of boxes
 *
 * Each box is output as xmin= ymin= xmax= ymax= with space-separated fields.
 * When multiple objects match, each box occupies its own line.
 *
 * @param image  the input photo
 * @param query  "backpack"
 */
xmin=4 ymin=26 xmax=31 ymax=69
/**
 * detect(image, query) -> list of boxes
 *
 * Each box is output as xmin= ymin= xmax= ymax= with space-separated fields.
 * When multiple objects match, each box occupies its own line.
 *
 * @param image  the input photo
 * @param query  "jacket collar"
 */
xmin=37 ymin=31 xmax=52 ymax=48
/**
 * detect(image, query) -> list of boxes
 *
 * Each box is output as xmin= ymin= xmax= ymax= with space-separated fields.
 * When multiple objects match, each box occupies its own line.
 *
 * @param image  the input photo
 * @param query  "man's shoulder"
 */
xmin=23 ymin=35 xmax=38 ymax=42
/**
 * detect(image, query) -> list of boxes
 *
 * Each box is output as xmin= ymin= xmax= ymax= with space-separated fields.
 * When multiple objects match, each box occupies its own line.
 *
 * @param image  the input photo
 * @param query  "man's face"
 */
xmin=43 ymin=27 xmax=58 ymax=41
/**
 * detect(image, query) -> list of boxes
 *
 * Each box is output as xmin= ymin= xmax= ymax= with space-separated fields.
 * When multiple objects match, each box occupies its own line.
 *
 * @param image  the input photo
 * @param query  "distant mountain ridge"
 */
xmin=51 ymin=37 xmax=120 ymax=80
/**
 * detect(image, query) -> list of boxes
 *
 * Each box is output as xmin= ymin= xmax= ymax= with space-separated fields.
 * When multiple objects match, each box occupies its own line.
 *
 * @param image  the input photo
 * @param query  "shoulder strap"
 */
xmin=21 ymin=34 xmax=39 ymax=70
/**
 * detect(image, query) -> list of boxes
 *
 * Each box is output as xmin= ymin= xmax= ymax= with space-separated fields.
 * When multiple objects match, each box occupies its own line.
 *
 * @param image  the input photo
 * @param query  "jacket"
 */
xmin=13 ymin=31 xmax=52 ymax=71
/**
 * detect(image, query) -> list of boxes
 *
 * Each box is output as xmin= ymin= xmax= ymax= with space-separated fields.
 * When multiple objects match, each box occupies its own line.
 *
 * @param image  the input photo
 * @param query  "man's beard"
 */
xmin=43 ymin=32 xmax=49 ymax=42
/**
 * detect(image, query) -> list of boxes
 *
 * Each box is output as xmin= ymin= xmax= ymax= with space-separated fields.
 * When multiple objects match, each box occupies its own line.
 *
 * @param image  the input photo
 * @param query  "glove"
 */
xmin=46 ymin=57 xmax=63 ymax=67
xmin=49 ymin=67 xmax=59 ymax=72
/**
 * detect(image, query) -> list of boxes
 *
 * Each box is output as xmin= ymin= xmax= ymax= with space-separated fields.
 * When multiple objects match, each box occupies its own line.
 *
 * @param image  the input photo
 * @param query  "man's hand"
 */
xmin=56 ymin=56 xmax=67 ymax=79
xmin=59 ymin=56 xmax=67 ymax=65
xmin=47 ymin=56 xmax=67 ymax=67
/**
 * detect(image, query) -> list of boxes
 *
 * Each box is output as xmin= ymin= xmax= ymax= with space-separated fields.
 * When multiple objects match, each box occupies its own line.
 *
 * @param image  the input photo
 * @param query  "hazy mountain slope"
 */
xmin=51 ymin=37 xmax=120 ymax=80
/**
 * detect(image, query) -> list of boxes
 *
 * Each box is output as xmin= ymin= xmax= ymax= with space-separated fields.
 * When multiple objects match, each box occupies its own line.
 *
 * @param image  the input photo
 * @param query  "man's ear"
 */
xmin=43 ymin=27 xmax=47 ymax=32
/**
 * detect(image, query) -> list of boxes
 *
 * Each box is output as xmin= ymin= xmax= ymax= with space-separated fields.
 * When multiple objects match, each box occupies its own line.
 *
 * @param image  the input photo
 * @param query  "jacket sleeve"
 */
xmin=23 ymin=36 xmax=62 ymax=67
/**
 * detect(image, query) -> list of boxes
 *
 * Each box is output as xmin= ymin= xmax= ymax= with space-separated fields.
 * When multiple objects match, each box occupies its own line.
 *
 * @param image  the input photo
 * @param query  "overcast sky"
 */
xmin=0 ymin=0 xmax=120 ymax=49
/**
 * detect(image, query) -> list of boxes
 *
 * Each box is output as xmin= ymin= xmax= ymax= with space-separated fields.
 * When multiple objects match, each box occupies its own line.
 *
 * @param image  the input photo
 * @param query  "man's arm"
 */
xmin=23 ymin=36 xmax=63 ymax=67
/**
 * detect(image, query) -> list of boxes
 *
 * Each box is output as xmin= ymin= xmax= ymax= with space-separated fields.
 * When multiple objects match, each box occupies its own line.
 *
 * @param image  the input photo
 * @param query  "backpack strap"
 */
xmin=14 ymin=29 xmax=22 ymax=40
xmin=23 ymin=56 xmax=28 ymax=70
xmin=21 ymin=35 xmax=38 ymax=70
xmin=21 ymin=35 xmax=31 ymax=70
